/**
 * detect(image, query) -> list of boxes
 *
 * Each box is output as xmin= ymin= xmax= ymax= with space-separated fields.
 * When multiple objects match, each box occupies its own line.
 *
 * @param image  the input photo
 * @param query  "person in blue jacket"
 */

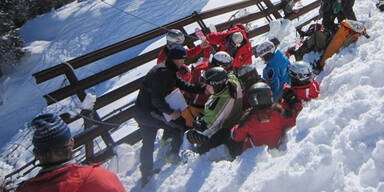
xmin=254 ymin=39 xmax=290 ymax=102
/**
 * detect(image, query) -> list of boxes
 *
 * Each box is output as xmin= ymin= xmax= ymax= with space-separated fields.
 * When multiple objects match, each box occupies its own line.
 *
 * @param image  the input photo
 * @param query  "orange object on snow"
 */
xmin=319 ymin=20 xmax=367 ymax=68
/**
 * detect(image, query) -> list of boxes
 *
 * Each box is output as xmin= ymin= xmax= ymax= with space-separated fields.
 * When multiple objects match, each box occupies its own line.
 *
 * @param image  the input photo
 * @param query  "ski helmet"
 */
xmin=231 ymin=32 xmax=244 ymax=47
xmin=247 ymin=82 xmax=273 ymax=108
xmin=236 ymin=64 xmax=260 ymax=90
xmin=254 ymin=40 xmax=275 ymax=61
xmin=288 ymin=61 xmax=313 ymax=85
xmin=211 ymin=51 xmax=233 ymax=68
xmin=166 ymin=29 xmax=185 ymax=45
xmin=200 ymin=67 xmax=228 ymax=93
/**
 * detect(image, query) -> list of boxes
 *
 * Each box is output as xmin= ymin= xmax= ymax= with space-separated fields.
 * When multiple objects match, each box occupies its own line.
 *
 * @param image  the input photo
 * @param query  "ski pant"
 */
xmin=322 ymin=0 xmax=356 ymax=33
xmin=134 ymin=108 xmax=186 ymax=178
xmin=196 ymin=128 xmax=243 ymax=158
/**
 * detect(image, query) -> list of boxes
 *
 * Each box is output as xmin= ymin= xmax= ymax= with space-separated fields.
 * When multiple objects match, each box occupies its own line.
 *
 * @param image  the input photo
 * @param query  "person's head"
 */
xmin=254 ymin=40 xmax=276 ymax=61
xmin=236 ymin=64 xmax=260 ymax=90
xmin=231 ymin=32 xmax=244 ymax=48
xmin=168 ymin=45 xmax=187 ymax=69
xmin=247 ymin=82 xmax=273 ymax=109
xmin=288 ymin=61 xmax=313 ymax=86
xmin=200 ymin=67 xmax=228 ymax=94
xmin=166 ymin=29 xmax=185 ymax=46
xmin=211 ymin=51 xmax=233 ymax=69
xmin=31 ymin=113 xmax=73 ymax=165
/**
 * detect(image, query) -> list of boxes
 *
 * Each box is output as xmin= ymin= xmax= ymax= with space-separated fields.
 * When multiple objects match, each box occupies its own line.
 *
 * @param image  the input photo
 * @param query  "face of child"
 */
xmin=206 ymin=84 xmax=215 ymax=95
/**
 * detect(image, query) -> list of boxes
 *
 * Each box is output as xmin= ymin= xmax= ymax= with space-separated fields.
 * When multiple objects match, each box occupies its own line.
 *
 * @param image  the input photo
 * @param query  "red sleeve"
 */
xmin=206 ymin=31 xmax=228 ymax=46
xmin=309 ymin=79 xmax=320 ymax=99
xmin=157 ymin=48 xmax=167 ymax=64
xmin=186 ymin=45 xmax=203 ymax=59
xmin=231 ymin=120 xmax=251 ymax=142
xmin=203 ymin=46 xmax=211 ymax=59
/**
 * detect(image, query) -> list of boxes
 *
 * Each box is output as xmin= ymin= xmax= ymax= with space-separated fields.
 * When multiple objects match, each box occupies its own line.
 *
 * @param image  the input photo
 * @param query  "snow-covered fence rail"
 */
xmin=3 ymin=0 xmax=321 ymax=190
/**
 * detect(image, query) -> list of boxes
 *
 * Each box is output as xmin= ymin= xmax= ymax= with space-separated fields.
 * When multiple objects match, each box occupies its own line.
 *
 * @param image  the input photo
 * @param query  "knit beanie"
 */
xmin=168 ymin=45 xmax=187 ymax=60
xmin=31 ymin=113 xmax=71 ymax=151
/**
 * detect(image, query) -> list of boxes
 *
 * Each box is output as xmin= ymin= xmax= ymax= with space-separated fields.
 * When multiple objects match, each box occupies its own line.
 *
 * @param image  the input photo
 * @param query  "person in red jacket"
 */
xmin=157 ymin=29 xmax=210 ymax=82
xmin=281 ymin=61 xmax=320 ymax=111
xmin=206 ymin=25 xmax=252 ymax=70
xmin=230 ymin=82 xmax=300 ymax=152
xmin=16 ymin=113 xmax=125 ymax=192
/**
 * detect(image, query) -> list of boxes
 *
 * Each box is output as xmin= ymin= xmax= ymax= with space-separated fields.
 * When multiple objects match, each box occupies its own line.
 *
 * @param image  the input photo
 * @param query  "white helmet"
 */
xmin=166 ymin=29 xmax=185 ymax=45
xmin=288 ymin=61 xmax=313 ymax=83
xmin=211 ymin=51 xmax=233 ymax=67
xmin=231 ymin=32 xmax=244 ymax=47
xmin=255 ymin=40 xmax=275 ymax=58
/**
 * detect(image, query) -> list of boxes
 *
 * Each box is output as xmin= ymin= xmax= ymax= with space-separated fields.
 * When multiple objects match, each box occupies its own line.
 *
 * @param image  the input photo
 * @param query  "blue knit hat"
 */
xmin=168 ymin=45 xmax=187 ymax=60
xmin=31 ymin=113 xmax=71 ymax=151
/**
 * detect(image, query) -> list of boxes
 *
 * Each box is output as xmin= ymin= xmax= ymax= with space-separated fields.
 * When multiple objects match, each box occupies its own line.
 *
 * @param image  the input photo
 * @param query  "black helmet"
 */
xmin=201 ymin=67 xmax=228 ymax=93
xmin=288 ymin=61 xmax=313 ymax=86
xmin=247 ymin=82 xmax=273 ymax=108
xmin=211 ymin=51 xmax=233 ymax=68
xmin=236 ymin=64 xmax=260 ymax=90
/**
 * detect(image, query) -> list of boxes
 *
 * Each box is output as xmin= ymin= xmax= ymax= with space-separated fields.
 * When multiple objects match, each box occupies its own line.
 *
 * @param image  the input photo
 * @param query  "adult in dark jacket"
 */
xmin=16 ymin=113 xmax=125 ymax=192
xmin=320 ymin=0 xmax=357 ymax=33
xmin=134 ymin=45 xmax=206 ymax=187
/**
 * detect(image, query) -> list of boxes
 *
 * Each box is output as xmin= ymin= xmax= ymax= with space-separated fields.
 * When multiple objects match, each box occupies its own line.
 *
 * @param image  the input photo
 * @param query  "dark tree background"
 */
xmin=0 ymin=0 xmax=75 ymax=77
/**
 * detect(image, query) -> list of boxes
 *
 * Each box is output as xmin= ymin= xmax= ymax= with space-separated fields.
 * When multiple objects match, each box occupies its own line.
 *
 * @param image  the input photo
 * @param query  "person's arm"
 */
xmin=186 ymin=45 xmax=202 ymax=59
xmin=81 ymin=167 xmax=126 ymax=192
xmin=230 ymin=122 xmax=249 ymax=142
xmin=206 ymin=32 xmax=228 ymax=46
xmin=175 ymin=75 xmax=205 ymax=94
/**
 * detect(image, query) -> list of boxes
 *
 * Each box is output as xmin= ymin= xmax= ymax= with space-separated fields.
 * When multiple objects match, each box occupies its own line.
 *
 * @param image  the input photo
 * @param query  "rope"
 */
xmin=98 ymin=0 xmax=199 ymax=41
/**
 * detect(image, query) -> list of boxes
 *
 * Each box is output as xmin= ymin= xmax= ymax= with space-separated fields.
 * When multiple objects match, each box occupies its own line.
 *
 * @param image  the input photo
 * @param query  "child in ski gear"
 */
xmin=16 ymin=113 xmax=125 ymax=192
xmin=182 ymin=51 xmax=234 ymax=127
xmin=254 ymin=40 xmax=291 ymax=102
xmin=233 ymin=64 xmax=262 ymax=110
xmin=230 ymin=82 xmax=300 ymax=152
xmin=320 ymin=0 xmax=357 ymax=33
xmin=287 ymin=24 xmax=333 ymax=61
xmin=206 ymin=25 xmax=253 ymax=70
xmin=186 ymin=67 xmax=243 ymax=157
xmin=134 ymin=45 xmax=207 ymax=187
xmin=281 ymin=61 xmax=320 ymax=111
xmin=157 ymin=29 xmax=210 ymax=82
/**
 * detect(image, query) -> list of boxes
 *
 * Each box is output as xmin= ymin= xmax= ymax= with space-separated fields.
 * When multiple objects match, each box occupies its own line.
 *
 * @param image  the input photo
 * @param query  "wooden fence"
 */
xmin=3 ymin=0 xmax=321 ymax=189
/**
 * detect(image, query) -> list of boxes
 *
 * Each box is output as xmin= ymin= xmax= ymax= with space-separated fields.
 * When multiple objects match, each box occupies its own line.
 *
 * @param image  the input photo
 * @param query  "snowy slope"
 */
xmin=1 ymin=0 xmax=384 ymax=191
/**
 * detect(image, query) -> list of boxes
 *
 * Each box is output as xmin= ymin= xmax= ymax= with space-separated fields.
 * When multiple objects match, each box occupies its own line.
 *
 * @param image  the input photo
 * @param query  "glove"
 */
xmin=192 ymin=118 xmax=207 ymax=132
xmin=332 ymin=0 xmax=342 ymax=14
xmin=186 ymin=129 xmax=208 ymax=145
xmin=282 ymin=89 xmax=299 ymax=107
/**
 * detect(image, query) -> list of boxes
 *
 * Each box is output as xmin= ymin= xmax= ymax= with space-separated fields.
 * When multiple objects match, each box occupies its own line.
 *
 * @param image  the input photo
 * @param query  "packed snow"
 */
xmin=1 ymin=0 xmax=384 ymax=191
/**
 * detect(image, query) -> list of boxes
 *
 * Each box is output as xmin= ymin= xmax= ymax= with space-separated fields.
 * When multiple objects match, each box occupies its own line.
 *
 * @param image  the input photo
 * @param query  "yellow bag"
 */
xmin=181 ymin=105 xmax=205 ymax=127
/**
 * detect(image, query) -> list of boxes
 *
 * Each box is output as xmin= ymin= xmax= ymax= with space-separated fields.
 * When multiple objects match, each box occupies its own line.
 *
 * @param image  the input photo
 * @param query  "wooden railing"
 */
xmin=3 ymin=0 xmax=321 ymax=190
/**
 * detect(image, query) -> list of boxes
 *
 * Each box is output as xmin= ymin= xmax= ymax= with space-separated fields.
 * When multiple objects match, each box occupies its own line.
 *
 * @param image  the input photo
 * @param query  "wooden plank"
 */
xmin=263 ymin=0 xmax=283 ymax=19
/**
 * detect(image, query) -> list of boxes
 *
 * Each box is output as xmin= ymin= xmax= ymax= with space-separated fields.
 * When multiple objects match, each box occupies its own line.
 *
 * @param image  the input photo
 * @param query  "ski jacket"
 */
xmin=263 ymin=49 xmax=291 ymax=102
xmin=157 ymin=46 xmax=211 ymax=82
xmin=16 ymin=163 xmax=125 ymax=192
xmin=185 ymin=62 xmax=213 ymax=107
xmin=206 ymin=26 xmax=253 ymax=69
xmin=281 ymin=79 xmax=320 ymax=110
xmin=231 ymin=107 xmax=298 ymax=151
xmin=135 ymin=60 xmax=205 ymax=115
xmin=200 ymin=74 xmax=243 ymax=137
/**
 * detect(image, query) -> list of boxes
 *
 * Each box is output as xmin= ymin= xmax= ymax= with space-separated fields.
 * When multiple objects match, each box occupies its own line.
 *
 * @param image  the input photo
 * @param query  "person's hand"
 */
xmin=200 ymin=40 xmax=210 ymax=49
xmin=169 ymin=111 xmax=181 ymax=120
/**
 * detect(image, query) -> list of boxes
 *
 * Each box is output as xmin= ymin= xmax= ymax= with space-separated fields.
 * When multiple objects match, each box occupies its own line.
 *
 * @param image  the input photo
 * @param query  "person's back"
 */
xmin=17 ymin=163 xmax=125 ymax=192
xmin=16 ymin=113 xmax=125 ymax=192
xmin=263 ymin=49 xmax=291 ymax=101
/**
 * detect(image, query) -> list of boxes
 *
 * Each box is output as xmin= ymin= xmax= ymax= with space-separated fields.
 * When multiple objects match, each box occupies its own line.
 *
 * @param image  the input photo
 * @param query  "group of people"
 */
xmin=16 ymin=0 xmax=363 ymax=191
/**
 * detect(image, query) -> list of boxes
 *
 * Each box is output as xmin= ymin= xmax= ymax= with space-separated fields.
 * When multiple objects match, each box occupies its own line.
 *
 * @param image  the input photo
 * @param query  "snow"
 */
xmin=1 ymin=0 xmax=384 ymax=191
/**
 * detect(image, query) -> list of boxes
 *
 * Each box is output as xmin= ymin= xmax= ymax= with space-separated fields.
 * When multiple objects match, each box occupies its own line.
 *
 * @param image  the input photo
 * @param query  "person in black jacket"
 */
xmin=134 ymin=45 xmax=206 ymax=187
